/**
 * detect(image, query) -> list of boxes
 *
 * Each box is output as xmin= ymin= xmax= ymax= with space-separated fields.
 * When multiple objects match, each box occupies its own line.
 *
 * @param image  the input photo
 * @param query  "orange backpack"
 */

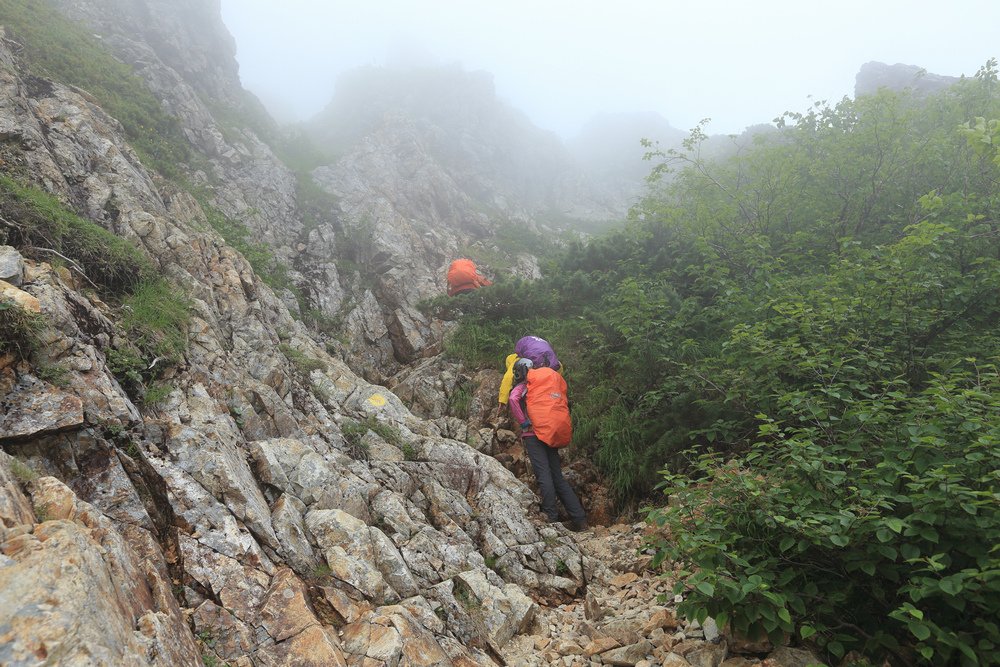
xmin=525 ymin=367 xmax=573 ymax=448
xmin=447 ymin=259 xmax=489 ymax=296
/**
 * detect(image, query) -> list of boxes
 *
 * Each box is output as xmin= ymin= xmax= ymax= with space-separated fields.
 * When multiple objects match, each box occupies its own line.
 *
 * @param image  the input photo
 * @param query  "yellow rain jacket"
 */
xmin=498 ymin=354 xmax=519 ymax=404
xmin=497 ymin=353 xmax=565 ymax=404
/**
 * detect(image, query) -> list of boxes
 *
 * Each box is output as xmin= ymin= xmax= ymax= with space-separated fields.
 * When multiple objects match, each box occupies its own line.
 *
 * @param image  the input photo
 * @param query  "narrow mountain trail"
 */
xmin=497 ymin=512 xmax=825 ymax=667
xmin=486 ymin=438 xmax=832 ymax=667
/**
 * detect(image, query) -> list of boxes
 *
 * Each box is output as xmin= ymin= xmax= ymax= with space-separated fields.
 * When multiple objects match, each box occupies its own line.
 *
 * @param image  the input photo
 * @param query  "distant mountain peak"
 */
xmin=855 ymin=61 xmax=960 ymax=97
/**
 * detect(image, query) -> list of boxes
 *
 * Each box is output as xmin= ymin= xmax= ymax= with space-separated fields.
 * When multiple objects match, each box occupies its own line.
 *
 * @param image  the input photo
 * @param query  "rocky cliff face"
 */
xmin=303 ymin=65 xmax=629 ymax=380
xmin=0 ymin=5 xmax=595 ymax=665
xmin=44 ymin=1 xmax=634 ymax=384
xmin=855 ymin=61 xmax=960 ymax=98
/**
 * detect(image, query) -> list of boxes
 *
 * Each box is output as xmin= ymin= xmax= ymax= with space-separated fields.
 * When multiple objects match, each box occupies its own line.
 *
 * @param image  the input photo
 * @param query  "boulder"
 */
xmin=0 ymin=374 xmax=84 ymax=443
xmin=0 ymin=279 xmax=40 ymax=313
xmin=0 ymin=246 xmax=24 ymax=285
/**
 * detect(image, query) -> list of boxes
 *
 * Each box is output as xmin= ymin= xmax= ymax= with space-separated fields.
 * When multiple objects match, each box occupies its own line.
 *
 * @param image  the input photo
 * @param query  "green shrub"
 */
xmin=142 ymin=383 xmax=172 ymax=407
xmin=341 ymin=419 xmax=371 ymax=460
xmin=35 ymin=362 xmax=70 ymax=386
xmin=368 ymin=419 xmax=403 ymax=447
xmin=107 ymin=279 xmax=189 ymax=402
xmin=437 ymin=69 xmax=1000 ymax=663
xmin=401 ymin=442 xmax=417 ymax=461
xmin=122 ymin=280 xmax=190 ymax=362
xmin=650 ymin=363 xmax=1000 ymax=665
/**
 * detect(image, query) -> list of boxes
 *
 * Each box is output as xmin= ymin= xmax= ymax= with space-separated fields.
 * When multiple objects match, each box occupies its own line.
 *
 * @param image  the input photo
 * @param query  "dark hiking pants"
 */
xmin=523 ymin=435 xmax=586 ymax=523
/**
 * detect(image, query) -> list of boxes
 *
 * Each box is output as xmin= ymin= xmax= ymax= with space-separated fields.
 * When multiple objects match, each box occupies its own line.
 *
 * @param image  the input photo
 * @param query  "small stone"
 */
xmin=601 ymin=640 xmax=654 ymax=666
xmin=702 ymin=617 xmax=720 ymax=642
xmin=583 ymin=637 xmax=620 ymax=657
xmin=728 ymin=629 xmax=773 ymax=654
xmin=763 ymin=646 xmax=824 ymax=667
xmin=672 ymin=639 xmax=703 ymax=656
xmin=551 ymin=639 xmax=584 ymax=655
xmin=584 ymin=591 xmax=604 ymax=621
xmin=610 ymin=572 xmax=639 ymax=587
xmin=660 ymin=653 xmax=692 ymax=667
xmin=686 ymin=641 xmax=728 ymax=667
xmin=641 ymin=608 xmax=678 ymax=634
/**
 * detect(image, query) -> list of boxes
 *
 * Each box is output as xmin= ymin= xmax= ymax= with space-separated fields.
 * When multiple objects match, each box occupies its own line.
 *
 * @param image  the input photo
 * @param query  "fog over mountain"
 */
xmin=220 ymin=0 xmax=1000 ymax=139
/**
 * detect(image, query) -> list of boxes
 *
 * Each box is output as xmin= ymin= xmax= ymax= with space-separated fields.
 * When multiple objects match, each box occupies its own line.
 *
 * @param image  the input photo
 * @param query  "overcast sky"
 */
xmin=219 ymin=0 xmax=999 ymax=138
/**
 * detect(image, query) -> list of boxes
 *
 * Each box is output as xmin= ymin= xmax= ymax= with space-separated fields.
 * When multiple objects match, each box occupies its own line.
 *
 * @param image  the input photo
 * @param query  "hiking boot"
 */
xmin=568 ymin=519 xmax=589 ymax=532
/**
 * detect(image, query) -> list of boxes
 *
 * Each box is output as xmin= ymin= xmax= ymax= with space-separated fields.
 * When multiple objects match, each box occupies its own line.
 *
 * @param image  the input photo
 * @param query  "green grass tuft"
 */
xmin=448 ymin=381 xmax=473 ymax=419
xmin=0 ymin=175 xmax=154 ymax=294
xmin=0 ymin=300 xmax=42 ymax=360
xmin=278 ymin=343 xmax=327 ymax=375
xmin=341 ymin=415 xmax=404 ymax=459
xmin=0 ymin=0 xmax=191 ymax=178
xmin=8 ymin=457 xmax=39 ymax=483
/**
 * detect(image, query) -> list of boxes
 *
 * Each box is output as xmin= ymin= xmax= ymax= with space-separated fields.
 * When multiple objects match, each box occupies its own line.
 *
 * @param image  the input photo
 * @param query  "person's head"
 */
xmin=513 ymin=358 xmax=533 ymax=385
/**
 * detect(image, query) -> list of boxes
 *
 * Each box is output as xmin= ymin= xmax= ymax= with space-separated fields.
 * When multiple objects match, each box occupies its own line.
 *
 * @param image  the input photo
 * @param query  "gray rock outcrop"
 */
xmin=0 ymin=12 xmax=587 ymax=665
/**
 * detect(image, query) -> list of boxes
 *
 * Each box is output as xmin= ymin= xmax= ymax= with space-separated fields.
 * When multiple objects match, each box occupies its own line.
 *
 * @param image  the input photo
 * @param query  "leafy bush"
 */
xmin=649 ymin=362 xmax=1000 ymax=665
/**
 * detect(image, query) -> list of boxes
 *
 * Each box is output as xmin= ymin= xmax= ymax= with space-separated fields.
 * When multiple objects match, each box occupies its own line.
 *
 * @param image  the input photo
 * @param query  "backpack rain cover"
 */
xmin=525 ymin=367 xmax=572 ymax=447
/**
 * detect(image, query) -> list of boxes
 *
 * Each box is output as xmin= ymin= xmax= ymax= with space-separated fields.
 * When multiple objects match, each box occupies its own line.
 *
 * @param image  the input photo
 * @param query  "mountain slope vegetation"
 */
xmin=438 ymin=62 xmax=1000 ymax=665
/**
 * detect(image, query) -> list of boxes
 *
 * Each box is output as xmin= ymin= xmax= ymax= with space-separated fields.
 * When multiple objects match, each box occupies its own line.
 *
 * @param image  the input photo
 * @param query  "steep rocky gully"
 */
xmin=0 ymin=3 xmax=828 ymax=665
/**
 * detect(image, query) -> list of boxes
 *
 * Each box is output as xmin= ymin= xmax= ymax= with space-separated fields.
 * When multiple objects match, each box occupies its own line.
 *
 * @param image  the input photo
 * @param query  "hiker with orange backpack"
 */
xmin=446 ymin=258 xmax=492 ymax=296
xmin=508 ymin=358 xmax=588 ymax=531
xmin=498 ymin=335 xmax=562 ymax=406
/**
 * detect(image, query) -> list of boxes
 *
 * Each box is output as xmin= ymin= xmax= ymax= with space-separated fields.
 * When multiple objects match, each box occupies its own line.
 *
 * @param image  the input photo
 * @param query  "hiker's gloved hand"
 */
xmin=520 ymin=419 xmax=532 ymax=430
